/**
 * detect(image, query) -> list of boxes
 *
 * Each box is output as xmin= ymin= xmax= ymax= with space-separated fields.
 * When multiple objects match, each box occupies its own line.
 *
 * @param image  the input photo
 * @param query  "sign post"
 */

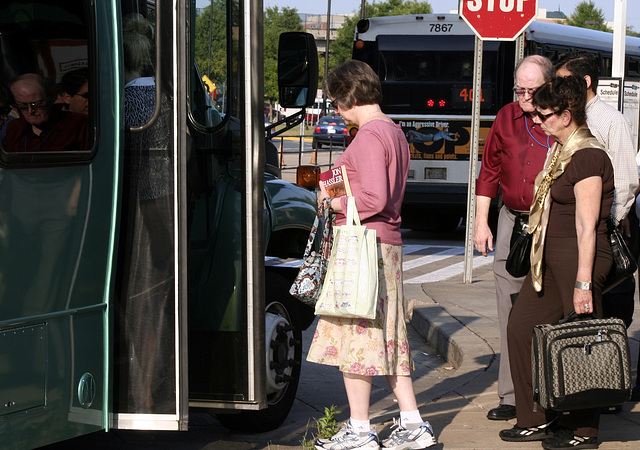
xmin=460 ymin=0 xmax=538 ymax=283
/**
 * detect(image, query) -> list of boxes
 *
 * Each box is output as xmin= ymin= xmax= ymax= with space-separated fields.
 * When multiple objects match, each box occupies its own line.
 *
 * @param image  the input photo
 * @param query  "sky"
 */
xmin=258 ymin=0 xmax=640 ymax=31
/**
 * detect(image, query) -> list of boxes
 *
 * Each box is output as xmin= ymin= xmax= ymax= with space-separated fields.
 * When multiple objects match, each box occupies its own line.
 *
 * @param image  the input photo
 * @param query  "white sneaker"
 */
xmin=381 ymin=418 xmax=436 ymax=449
xmin=315 ymin=421 xmax=381 ymax=449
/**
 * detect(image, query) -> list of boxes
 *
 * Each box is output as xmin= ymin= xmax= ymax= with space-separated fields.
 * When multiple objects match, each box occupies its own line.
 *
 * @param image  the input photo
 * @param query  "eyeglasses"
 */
xmin=531 ymin=109 xmax=561 ymax=122
xmin=513 ymin=87 xmax=537 ymax=96
xmin=15 ymin=99 xmax=46 ymax=112
xmin=74 ymin=92 xmax=90 ymax=99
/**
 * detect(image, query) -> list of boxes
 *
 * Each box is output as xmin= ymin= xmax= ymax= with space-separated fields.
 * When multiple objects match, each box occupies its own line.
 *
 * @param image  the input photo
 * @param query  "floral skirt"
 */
xmin=306 ymin=243 xmax=412 ymax=376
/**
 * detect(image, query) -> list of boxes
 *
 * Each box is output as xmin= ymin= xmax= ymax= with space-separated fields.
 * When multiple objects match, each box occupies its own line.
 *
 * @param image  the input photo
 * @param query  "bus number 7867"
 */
xmin=429 ymin=23 xmax=453 ymax=32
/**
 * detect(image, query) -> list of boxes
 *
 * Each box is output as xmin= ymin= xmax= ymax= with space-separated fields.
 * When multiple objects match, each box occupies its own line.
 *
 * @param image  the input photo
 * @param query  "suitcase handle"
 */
xmin=558 ymin=311 xmax=596 ymax=324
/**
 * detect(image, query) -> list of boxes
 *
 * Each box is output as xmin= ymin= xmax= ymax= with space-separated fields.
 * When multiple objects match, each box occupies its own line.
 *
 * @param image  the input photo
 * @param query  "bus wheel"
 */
xmin=216 ymin=273 xmax=302 ymax=432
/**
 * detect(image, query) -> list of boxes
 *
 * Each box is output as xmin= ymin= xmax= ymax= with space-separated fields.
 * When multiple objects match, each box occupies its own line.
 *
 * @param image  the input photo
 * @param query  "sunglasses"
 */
xmin=531 ymin=109 xmax=561 ymax=122
xmin=15 ymin=99 xmax=46 ymax=112
xmin=513 ymin=87 xmax=537 ymax=96
xmin=74 ymin=92 xmax=90 ymax=99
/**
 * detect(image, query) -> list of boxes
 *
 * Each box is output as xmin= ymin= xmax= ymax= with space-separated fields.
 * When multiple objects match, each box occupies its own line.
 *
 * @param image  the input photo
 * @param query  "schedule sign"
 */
xmin=461 ymin=0 xmax=538 ymax=40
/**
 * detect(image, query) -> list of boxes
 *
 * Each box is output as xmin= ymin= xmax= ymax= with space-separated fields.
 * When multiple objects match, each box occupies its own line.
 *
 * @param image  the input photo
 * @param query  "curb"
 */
xmin=406 ymin=282 xmax=498 ymax=386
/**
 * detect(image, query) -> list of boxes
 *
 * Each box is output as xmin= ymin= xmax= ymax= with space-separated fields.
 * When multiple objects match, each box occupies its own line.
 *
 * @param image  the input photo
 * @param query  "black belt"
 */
xmin=506 ymin=207 xmax=529 ymax=217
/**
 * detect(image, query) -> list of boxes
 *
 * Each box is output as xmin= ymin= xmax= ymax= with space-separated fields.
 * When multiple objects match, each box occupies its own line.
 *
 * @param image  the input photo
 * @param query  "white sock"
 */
xmin=400 ymin=410 xmax=423 ymax=429
xmin=349 ymin=418 xmax=371 ymax=434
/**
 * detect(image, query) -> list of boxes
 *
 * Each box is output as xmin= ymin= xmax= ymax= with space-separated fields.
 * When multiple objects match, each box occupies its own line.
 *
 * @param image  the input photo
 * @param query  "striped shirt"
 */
xmin=586 ymin=94 xmax=638 ymax=223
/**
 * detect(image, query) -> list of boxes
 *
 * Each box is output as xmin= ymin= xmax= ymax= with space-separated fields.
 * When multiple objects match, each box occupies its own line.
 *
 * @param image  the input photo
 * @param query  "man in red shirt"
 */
xmin=473 ymin=55 xmax=554 ymax=421
xmin=5 ymin=73 xmax=88 ymax=152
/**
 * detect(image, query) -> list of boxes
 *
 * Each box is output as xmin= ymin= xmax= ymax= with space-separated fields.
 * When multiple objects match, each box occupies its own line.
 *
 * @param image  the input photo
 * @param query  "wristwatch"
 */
xmin=575 ymin=281 xmax=592 ymax=291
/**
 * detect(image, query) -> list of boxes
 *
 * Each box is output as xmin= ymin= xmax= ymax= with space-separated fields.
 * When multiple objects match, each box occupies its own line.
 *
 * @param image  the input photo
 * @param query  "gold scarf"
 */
xmin=528 ymin=125 xmax=603 ymax=292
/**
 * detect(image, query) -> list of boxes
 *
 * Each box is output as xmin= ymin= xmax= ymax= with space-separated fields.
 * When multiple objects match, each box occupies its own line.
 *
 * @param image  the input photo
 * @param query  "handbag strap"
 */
xmin=303 ymin=197 xmax=332 ymax=260
xmin=302 ymin=206 xmax=322 ymax=259
xmin=346 ymin=196 xmax=361 ymax=226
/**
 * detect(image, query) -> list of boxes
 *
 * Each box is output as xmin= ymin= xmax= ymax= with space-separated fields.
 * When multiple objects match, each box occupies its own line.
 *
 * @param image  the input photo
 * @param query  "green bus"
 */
xmin=0 ymin=1 xmax=319 ymax=447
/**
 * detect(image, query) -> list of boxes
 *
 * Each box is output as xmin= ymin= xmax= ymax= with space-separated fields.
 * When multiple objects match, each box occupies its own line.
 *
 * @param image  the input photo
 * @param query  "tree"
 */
xmin=328 ymin=0 xmax=432 ymax=78
xmin=567 ymin=1 xmax=611 ymax=32
xmin=195 ymin=1 xmax=229 ymax=85
xmin=264 ymin=7 xmax=304 ymax=105
xmin=194 ymin=5 xmax=301 ymax=109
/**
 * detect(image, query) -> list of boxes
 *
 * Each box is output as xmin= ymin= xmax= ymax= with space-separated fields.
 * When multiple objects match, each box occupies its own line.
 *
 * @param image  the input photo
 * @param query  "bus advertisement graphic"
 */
xmin=397 ymin=119 xmax=493 ymax=161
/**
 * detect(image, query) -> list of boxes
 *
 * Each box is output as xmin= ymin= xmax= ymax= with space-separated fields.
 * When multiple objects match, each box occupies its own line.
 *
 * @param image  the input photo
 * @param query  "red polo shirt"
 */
xmin=476 ymin=102 xmax=553 ymax=211
xmin=4 ymin=108 xmax=89 ymax=153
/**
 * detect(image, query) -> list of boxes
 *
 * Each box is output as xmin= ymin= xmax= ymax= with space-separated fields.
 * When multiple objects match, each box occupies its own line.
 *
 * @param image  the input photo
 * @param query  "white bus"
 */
xmin=352 ymin=14 xmax=640 ymax=231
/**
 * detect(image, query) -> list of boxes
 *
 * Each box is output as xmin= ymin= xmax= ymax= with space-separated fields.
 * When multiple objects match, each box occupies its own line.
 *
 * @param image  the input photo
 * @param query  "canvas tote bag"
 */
xmin=315 ymin=197 xmax=378 ymax=319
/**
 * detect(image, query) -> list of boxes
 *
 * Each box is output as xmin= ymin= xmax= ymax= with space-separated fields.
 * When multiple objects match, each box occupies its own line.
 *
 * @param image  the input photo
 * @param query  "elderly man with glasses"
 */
xmin=4 ymin=73 xmax=88 ymax=153
xmin=473 ymin=55 xmax=555 ymax=423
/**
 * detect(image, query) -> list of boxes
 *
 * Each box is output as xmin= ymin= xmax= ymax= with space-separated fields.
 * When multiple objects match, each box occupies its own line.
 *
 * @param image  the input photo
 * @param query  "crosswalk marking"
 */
xmin=402 ymin=247 xmax=464 ymax=271
xmin=405 ymin=254 xmax=494 ymax=283
xmin=266 ymin=244 xmax=494 ymax=283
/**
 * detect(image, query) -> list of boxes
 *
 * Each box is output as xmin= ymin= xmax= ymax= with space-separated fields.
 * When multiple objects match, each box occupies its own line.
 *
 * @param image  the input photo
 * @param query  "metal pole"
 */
xmin=463 ymin=35 xmax=483 ymax=284
xmin=612 ymin=0 xmax=627 ymax=78
xmin=208 ymin=1 xmax=213 ymax=76
xmin=322 ymin=0 xmax=332 ymax=118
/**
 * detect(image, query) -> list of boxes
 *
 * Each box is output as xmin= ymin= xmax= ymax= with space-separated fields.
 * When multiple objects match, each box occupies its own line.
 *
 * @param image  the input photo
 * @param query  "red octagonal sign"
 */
xmin=461 ymin=0 xmax=538 ymax=41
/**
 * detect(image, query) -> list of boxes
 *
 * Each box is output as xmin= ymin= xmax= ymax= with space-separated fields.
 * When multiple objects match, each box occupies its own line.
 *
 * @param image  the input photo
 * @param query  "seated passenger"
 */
xmin=4 ymin=73 xmax=88 ymax=152
xmin=61 ymin=68 xmax=89 ymax=115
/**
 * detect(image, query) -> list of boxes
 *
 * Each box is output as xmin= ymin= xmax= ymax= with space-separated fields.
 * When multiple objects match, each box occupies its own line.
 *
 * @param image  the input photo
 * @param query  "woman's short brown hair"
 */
xmin=323 ymin=60 xmax=382 ymax=110
xmin=533 ymin=75 xmax=588 ymax=126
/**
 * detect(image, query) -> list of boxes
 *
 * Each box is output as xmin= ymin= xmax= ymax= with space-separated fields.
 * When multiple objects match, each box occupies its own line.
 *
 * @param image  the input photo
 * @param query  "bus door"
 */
xmin=0 ymin=0 xmax=115 ymax=447
xmin=110 ymin=0 xmax=187 ymax=431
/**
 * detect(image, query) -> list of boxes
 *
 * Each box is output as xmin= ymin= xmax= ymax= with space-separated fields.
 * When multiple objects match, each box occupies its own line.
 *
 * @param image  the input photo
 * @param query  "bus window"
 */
xmin=377 ymin=48 xmax=499 ymax=114
xmin=0 ymin=0 xmax=94 ymax=162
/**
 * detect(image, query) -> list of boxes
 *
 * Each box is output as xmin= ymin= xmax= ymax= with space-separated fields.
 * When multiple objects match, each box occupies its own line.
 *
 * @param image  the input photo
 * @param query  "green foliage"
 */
xmin=316 ymin=405 xmax=342 ymax=438
xmin=300 ymin=405 xmax=342 ymax=449
xmin=567 ymin=1 xmax=611 ymax=32
xmin=329 ymin=1 xmax=433 ymax=75
xmin=627 ymin=26 xmax=640 ymax=38
xmin=194 ymin=1 xmax=232 ymax=89
xmin=264 ymin=7 xmax=304 ymax=102
xmin=195 ymin=4 xmax=302 ymax=104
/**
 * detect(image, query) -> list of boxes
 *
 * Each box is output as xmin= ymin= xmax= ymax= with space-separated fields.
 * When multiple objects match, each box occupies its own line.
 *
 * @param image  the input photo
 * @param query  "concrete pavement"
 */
xmin=408 ymin=262 xmax=640 ymax=449
xmin=43 ymin=261 xmax=640 ymax=449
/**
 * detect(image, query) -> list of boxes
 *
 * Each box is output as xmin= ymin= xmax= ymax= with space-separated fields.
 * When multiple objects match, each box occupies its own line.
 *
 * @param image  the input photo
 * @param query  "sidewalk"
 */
xmin=407 ymin=263 xmax=640 ymax=449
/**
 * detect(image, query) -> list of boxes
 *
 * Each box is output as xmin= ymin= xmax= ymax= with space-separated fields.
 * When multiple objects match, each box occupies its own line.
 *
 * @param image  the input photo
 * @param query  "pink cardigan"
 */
xmin=333 ymin=119 xmax=410 ymax=246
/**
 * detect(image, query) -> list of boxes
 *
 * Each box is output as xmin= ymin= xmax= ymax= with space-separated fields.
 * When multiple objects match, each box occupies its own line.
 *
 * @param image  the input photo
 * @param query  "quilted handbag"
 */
xmin=603 ymin=217 xmax=637 ymax=293
xmin=532 ymin=312 xmax=632 ymax=411
xmin=289 ymin=198 xmax=332 ymax=307
xmin=315 ymin=197 xmax=378 ymax=320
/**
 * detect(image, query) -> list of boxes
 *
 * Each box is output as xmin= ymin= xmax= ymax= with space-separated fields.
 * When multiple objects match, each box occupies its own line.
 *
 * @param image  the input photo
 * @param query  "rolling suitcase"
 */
xmin=532 ymin=314 xmax=632 ymax=411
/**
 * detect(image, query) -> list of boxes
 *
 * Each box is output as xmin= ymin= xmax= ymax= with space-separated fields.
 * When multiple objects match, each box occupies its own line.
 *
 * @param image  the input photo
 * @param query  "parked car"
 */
xmin=312 ymin=115 xmax=348 ymax=149
xmin=305 ymin=99 xmax=335 ymax=124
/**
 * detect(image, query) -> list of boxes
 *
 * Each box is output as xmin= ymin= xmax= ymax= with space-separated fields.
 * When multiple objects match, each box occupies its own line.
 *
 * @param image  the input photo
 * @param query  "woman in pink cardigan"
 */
xmin=308 ymin=60 xmax=437 ymax=450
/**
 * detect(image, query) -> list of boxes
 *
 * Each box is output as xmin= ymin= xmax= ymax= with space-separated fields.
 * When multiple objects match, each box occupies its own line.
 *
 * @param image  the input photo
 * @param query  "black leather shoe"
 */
xmin=500 ymin=422 xmax=555 ymax=442
xmin=487 ymin=404 xmax=516 ymax=420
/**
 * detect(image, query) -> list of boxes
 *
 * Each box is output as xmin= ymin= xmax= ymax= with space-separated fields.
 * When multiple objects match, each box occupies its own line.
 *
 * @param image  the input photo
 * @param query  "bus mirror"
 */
xmin=277 ymin=32 xmax=318 ymax=108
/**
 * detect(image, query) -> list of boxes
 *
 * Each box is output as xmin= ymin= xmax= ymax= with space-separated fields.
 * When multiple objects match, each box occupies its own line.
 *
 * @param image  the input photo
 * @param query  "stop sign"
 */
xmin=461 ymin=0 xmax=538 ymax=40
